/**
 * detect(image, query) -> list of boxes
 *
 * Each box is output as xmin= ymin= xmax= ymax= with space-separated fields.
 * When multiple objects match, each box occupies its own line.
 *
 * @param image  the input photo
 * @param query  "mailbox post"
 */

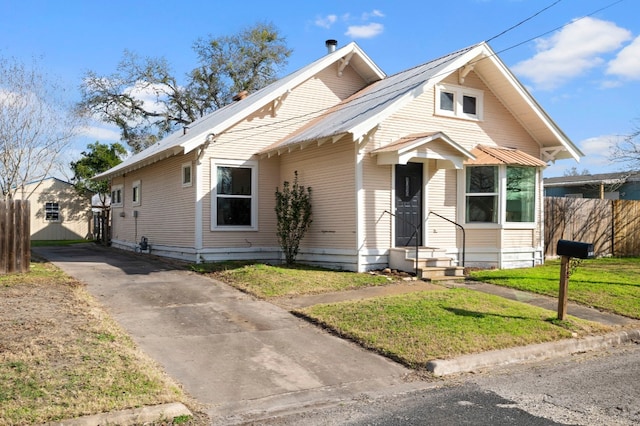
xmin=556 ymin=240 xmax=594 ymax=320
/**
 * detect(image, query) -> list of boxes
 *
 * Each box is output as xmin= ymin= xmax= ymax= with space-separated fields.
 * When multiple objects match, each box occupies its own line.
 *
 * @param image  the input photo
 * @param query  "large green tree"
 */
xmin=70 ymin=141 xmax=126 ymax=206
xmin=78 ymin=22 xmax=291 ymax=153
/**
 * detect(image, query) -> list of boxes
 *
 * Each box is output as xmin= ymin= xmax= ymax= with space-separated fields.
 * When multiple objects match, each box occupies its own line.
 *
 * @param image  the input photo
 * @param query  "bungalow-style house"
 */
xmin=95 ymin=40 xmax=582 ymax=273
xmin=14 ymin=177 xmax=93 ymax=240
xmin=544 ymin=171 xmax=640 ymax=200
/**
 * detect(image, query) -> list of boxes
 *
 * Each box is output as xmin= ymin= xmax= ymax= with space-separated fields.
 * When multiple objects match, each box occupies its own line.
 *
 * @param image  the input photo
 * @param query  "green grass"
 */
xmin=31 ymin=239 xmax=92 ymax=247
xmin=298 ymin=289 xmax=609 ymax=368
xmin=469 ymin=257 xmax=640 ymax=319
xmin=195 ymin=262 xmax=396 ymax=298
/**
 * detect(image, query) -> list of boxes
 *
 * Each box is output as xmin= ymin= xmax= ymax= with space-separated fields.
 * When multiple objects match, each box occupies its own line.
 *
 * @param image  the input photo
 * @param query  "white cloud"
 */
xmin=345 ymin=22 xmax=384 ymax=39
xmin=78 ymin=124 xmax=120 ymax=142
xmin=362 ymin=9 xmax=384 ymax=20
xmin=512 ymin=17 xmax=632 ymax=90
xmin=315 ymin=14 xmax=337 ymax=29
xmin=124 ymin=81 xmax=170 ymax=115
xmin=607 ymin=35 xmax=640 ymax=80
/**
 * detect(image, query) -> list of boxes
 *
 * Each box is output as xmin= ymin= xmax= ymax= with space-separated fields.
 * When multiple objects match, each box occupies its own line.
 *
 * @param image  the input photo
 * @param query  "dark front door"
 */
xmin=395 ymin=162 xmax=423 ymax=247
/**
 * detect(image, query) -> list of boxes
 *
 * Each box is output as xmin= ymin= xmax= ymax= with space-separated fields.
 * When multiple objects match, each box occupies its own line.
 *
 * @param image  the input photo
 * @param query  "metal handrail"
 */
xmin=383 ymin=210 xmax=420 ymax=277
xmin=427 ymin=211 xmax=465 ymax=267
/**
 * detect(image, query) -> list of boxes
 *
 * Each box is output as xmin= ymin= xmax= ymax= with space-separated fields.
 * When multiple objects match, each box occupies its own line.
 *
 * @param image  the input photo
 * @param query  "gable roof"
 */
xmin=95 ymin=42 xmax=385 ymax=180
xmin=261 ymin=42 xmax=582 ymax=163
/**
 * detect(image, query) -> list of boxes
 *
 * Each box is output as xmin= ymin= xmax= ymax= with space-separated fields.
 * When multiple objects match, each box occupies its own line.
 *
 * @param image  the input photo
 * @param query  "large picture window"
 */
xmin=212 ymin=160 xmax=257 ymax=229
xmin=464 ymin=165 xmax=537 ymax=224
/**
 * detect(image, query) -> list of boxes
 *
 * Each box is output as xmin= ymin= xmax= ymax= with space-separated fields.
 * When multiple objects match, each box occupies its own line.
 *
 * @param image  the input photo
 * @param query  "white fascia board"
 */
xmin=479 ymin=44 xmax=583 ymax=161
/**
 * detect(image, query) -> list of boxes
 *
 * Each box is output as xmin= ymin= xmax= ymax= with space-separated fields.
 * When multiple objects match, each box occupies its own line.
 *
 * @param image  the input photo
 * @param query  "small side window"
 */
xmin=111 ymin=185 xmax=123 ymax=207
xmin=132 ymin=180 xmax=141 ymax=206
xmin=182 ymin=162 xmax=193 ymax=187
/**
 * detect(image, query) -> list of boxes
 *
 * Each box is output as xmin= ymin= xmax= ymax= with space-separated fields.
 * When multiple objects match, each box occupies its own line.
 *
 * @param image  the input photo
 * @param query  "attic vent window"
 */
xmin=436 ymin=84 xmax=483 ymax=121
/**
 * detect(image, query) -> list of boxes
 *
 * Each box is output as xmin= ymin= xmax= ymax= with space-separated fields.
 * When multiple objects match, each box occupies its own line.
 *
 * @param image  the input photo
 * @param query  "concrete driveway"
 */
xmin=33 ymin=244 xmax=419 ymax=422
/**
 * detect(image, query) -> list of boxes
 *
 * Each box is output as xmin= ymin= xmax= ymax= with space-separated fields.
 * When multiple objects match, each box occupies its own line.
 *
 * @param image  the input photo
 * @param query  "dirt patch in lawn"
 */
xmin=0 ymin=258 xmax=209 ymax=425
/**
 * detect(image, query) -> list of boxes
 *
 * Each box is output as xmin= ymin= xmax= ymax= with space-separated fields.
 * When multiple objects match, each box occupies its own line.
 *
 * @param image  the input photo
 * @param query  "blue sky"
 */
xmin=1 ymin=0 xmax=639 ymax=177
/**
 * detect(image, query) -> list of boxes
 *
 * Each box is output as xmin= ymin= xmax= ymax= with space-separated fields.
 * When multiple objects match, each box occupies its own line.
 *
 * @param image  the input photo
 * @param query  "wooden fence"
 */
xmin=545 ymin=197 xmax=640 ymax=257
xmin=0 ymin=200 xmax=31 ymax=274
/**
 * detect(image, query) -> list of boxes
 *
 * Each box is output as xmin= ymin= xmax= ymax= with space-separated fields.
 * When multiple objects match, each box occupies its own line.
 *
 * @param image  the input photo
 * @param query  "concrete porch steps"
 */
xmin=389 ymin=247 xmax=465 ymax=282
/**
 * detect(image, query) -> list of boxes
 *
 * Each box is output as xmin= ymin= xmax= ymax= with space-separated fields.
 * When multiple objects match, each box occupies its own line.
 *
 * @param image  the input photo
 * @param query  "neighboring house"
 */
xmin=95 ymin=41 xmax=581 ymax=271
xmin=14 ymin=177 xmax=93 ymax=240
xmin=544 ymin=171 xmax=640 ymax=200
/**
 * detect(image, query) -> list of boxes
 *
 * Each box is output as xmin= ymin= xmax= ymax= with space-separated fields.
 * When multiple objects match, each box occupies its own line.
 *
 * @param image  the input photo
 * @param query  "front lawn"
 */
xmin=297 ymin=289 xmax=609 ymax=367
xmin=196 ymin=262 xmax=610 ymax=369
xmin=193 ymin=261 xmax=396 ymax=298
xmin=469 ymin=257 xmax=640 ymax=319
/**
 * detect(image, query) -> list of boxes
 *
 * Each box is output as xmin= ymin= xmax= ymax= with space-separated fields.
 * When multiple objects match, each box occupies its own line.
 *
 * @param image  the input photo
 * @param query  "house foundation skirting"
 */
xmin=462 ymin=247 xmax=544 ymax=269
xmin=111 ymin=239 xmax=390 ymax=271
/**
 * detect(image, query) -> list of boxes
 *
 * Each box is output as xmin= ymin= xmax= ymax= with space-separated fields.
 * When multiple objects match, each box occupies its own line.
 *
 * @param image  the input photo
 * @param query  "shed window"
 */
xmin=45 ymin=202 xmax=60 ymax=222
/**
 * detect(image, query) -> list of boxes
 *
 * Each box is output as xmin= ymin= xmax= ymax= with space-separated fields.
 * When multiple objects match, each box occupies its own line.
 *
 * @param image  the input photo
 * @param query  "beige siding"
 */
xmin=280 ymin=136 xmax=357 ymax=250
xmin=111 ymin=153 xmax=196 ymax=247
xmin=196 ymin=65 xmax=368 ymax=251
xmin=372 ymin=71 xmax=540 ymax=156
xmin=17 ymin=179 xmax=92 ymax=240
xmin=426 ymin=165 xmax=459 ymax=248
xmin=503 ymin=229 xmax=534 ymax=248
xmin=361 ymin=151 xmax=393 ymax=249
xmin=466 ymin=229 xmax=500 ymax=248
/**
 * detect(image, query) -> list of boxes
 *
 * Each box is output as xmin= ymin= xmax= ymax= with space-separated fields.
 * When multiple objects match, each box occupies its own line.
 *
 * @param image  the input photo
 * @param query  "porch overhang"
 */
xmin=464 ymin=145 xmax=548 ymax=167
xmin=372 ymin=131 xmax=475 ymax=169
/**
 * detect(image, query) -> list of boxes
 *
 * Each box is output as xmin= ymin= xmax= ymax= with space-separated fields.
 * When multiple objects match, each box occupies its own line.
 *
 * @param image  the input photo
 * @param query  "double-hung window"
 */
xmin=436 ymin=84 xmax=483 ymax=120
xmin=111 ymin=185 xmax=123 ymax=207
xmin=212 ymin=159 xmax=257 ymax=229
xmin=465 ymin=165 xmax=537 ymax=224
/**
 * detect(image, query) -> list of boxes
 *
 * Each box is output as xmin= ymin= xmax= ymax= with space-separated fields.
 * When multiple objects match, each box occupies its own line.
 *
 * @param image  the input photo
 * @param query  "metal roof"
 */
xmin=544 ymin=171 xmax=640 ymax=187
xmin=464 ymin=145 xmax=547 ymax=167
xmin=95 ymin=42 xmax=385 ymax=180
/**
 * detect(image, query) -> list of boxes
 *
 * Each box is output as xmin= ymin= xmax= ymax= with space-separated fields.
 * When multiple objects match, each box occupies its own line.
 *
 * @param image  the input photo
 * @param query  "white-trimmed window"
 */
xmin=464 ymin=165 xmax=537 ymax=224
xmin=132 ymin=180 xmax=141 ymax=206
xmin=182 ymin=162 xmax=193 ymax=187
xmin=436 ymin=84 xmax=483 ymax=120
xmin=45 ymin=202 xmax=60 ymax=222
xmin=211 ymin=159 xmax=258 ymax=230
xmin=111 ymin=184 xmax=123 ymax=207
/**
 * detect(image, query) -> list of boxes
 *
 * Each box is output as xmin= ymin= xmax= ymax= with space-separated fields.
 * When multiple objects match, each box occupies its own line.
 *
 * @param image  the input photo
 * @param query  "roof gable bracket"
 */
xmin=271 ymin=90 xmax=290 ymax=117
xmin=459 ymin=64 xmax=475 ymax=84
xmin=541 ymin=146 xmax=564 ymax=163
xmin=338 ymin=52 xmax=355 ymax=77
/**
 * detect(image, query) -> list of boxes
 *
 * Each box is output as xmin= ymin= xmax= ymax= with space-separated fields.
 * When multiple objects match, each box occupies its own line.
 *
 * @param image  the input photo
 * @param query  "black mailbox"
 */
xmin=557 ymin=240 xmax=594 ymax=259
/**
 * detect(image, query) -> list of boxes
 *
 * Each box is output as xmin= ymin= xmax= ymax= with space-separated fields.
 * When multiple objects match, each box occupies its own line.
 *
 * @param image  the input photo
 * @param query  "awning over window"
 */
xmin=464 ymin=145 xmax=547 ymax=167
xmin=372 ymin=131 xmax=475 ymax=169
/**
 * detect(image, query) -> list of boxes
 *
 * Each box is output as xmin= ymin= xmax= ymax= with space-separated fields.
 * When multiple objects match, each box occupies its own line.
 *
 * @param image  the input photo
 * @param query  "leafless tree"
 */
xmin=0 ymin=56 xmax=82 ymax=199
xmin=611 ymin=119 xmax=640 ymax=170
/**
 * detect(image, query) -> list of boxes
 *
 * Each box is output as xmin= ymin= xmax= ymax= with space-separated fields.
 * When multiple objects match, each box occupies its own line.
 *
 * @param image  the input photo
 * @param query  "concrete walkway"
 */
xmin=33 ymin=245 xmax=423 ymax=423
